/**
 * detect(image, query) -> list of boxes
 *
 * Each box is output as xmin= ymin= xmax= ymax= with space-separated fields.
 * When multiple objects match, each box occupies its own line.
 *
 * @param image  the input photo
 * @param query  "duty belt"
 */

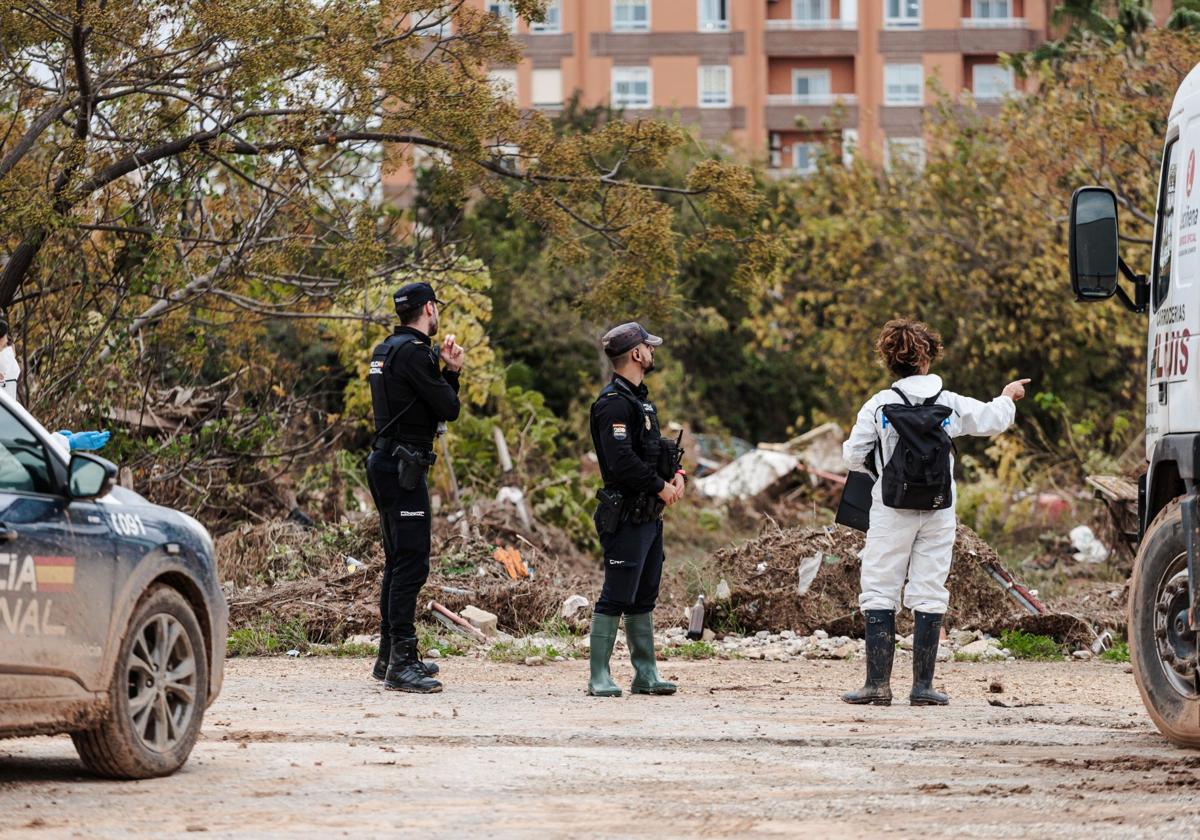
xmin=373 ymin=436 xmax=433 ymax=459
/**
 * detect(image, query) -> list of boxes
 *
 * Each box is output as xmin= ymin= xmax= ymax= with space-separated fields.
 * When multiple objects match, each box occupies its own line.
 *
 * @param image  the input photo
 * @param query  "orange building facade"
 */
xmin=383 ymin=0 xmax=1173 ymax=196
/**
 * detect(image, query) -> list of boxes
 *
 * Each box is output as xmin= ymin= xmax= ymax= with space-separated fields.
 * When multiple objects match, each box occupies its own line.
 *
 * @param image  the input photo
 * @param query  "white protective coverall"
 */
xmin=0 ymin=346 xmax=19 ymax=405
xmin=842 ymin=374 xmax=1015 ymax=614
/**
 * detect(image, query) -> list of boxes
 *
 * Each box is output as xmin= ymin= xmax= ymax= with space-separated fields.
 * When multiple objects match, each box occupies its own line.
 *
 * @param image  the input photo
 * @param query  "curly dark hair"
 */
xmin=875 ymin=319 xmax=943 ymax=379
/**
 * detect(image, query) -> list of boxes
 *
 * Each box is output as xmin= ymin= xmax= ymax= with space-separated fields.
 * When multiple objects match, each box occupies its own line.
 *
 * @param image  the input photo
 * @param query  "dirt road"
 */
xmin=1 ymin=655 xmax=1197 ymax=838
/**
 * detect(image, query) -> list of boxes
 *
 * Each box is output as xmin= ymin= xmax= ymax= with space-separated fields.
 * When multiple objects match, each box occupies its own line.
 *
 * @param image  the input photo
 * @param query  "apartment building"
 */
xmin=384 ymin=0 xmax=1173 ymax=196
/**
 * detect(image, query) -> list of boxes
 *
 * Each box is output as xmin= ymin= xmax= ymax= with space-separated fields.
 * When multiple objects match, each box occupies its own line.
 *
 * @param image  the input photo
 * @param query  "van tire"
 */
xmin=72 ymin=585 xmax=209 ymax=778
xmin=1129 ymin=499 xmax=1200 ymax=747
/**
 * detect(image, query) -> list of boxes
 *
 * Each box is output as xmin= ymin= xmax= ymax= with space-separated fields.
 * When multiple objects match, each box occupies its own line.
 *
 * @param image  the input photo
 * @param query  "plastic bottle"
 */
xmin=687 ymin=594 xmax=706 ymax=641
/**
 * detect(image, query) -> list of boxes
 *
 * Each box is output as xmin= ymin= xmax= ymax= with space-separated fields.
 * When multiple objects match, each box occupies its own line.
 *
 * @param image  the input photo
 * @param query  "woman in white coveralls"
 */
xmin=841 ymin=319 xmax=1028 ymax=707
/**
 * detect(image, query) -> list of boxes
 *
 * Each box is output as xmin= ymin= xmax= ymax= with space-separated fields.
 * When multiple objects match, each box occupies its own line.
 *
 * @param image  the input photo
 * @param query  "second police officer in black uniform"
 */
xmin=367 ymin=282 xmax=466 ymax=694
xmin=587 ymin=322 xmax=687 ymax=697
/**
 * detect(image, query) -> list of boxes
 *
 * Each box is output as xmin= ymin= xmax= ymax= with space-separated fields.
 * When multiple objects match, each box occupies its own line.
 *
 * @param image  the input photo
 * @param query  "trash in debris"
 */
xmin=796 ymin=552 xmax=822 ymax=596
xmin=1091 ymin=630 xmax=1113 ymax=654
xmin=344 ymin=555 xmax=363 ymax=574
xmin=715 ymin=579 xmax=731 ymax=601
xmin=286 ymin=649 xmax=300 ymax=657
xmin=494 ymin=546 xmax=529 ymax=580
xmin=694 ymin=449 xmax=802 ymax=501
xmin=687 ymin=595 xmax=706 ymax=641
xmin=561 ymin=594 xmax=589 ymax=619
xmin=1070 ymin=526 xmax=1109 ymax=564
xmin=460 ymin=605 xmax=500 ymax=637
xmin=429 ymin=601 xmax=488 ymax=643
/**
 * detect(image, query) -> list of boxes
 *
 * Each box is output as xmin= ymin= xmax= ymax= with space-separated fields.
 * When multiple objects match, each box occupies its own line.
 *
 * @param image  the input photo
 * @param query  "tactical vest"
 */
xmin=368 ymin=333 xmax=420 ymax=438
xmin=591 ymin=378 xmax=661 ymax=482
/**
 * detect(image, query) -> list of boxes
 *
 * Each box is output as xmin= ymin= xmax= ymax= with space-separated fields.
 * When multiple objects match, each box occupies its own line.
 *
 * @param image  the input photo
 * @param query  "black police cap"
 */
xmin=393 ymin=282 xmax=444 ymax=312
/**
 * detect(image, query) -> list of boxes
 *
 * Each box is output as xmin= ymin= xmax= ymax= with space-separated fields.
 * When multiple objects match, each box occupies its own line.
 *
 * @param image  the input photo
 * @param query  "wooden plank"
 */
xmin=1086 ymin=474 xmax=1138 ymax=504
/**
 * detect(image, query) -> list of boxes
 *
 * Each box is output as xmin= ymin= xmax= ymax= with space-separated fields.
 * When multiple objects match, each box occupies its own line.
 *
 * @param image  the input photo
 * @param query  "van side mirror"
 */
xmin=1069 ymin=186 xmax=1120 ymax=301
xmin=68 ymin=452 xmax=117 ymax=500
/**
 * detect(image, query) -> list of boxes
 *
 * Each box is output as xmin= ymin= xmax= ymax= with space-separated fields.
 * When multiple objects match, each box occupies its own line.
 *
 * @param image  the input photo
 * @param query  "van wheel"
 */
xmin=72 ymin=586 xmax=209 ymax=778
xmin=1129 ymin=499 xmax=1200 ymax=747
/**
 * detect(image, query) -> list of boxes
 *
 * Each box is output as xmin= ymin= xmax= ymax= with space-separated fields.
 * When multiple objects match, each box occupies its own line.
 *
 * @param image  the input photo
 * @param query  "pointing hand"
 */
xmin=1002 ymin=378 xmax=1031 ymax=402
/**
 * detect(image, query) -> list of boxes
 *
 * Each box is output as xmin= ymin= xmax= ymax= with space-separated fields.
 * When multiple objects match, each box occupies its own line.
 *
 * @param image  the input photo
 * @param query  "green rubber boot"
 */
xmin=587 ymin=613 xmax=622 ymax=697
xmin=626 ymin=612 xmax=676 ymax=695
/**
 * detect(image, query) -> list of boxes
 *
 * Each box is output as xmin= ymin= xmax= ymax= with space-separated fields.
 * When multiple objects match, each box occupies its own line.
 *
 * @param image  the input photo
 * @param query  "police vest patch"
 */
xmin=369 ymin=360 xmax=385 ymax=376
xmin=612 ymin=423 xmax=627 ymax=440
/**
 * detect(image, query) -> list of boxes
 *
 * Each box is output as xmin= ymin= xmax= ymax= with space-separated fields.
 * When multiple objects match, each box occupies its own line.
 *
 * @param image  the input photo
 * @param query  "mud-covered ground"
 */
xmin=1 ymin=657 xmax=1197 ymax=839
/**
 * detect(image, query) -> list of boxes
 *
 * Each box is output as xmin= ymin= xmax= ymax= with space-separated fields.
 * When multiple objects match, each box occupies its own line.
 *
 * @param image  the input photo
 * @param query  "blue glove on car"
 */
xmin=56 ymin=430 xmax=111 ymax=451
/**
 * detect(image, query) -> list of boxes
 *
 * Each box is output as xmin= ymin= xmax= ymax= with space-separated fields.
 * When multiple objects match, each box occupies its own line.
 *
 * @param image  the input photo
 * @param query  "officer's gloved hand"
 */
xmin=61 ymin=430 xmax=111 ymax=451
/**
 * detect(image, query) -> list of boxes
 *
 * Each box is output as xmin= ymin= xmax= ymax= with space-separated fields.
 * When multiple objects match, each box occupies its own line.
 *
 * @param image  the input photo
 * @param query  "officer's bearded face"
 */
xmin=638 ymin=343 xmax=656 ymax=374
xmin=427 ymin=303 xmax=439 ymax=336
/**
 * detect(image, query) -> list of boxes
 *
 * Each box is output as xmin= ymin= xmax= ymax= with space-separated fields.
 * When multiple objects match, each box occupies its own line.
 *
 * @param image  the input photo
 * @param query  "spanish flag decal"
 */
xmin=34 ymin=557 xmax=75 ymax=592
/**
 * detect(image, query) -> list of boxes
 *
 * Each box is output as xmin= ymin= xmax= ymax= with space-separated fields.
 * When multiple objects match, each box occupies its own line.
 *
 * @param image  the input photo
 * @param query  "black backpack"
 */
xmin=879 ymin=388 xmax=954 ymax=511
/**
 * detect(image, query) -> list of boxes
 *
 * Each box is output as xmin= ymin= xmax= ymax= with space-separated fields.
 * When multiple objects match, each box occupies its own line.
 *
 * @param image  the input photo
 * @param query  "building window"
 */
xmin=973 ymin=64 xmax=1015 ymax=100
xmin=488 ymin=68 xmax=518 ymax=102
xmin=530 ymin=0 xmax=561 ymax=32
xmin=884 ymin=63 xmax=923 ymax=105
xmin=613 ymin=0 xmax=650 ymax=32
xmin=769 ymin=133 xmax=783 ymax=169
xmin=699 ymin=0 xmax=729 ymax=31
xmin=793 ymin=0 xmax=830 ymax=22
xmin=699 ymin=65 xmax=731 ymax=107
xmin=886 ymin=137 xmax=925 ymax=170
xmin=792 ymin=142 xmax=822 ymax=174
xmin=487 ymin=2 xmax=518 ymax=32
xmin=793 ymin=69 xmax=832 ymax=103
xmin=419 ymin=4 xmax=454 ymax=37
xmin=612 ymin=67 xmax=652 ymax=107
xmin=532 ymin=68 xmax=563 ymax=107
xmin=884 ymin=0 xmax=920 ymax=28
xmin=972 ymin=0 xmax=1011 ymax=19
xmin=841 ymin=127 xmax=859 ymax=165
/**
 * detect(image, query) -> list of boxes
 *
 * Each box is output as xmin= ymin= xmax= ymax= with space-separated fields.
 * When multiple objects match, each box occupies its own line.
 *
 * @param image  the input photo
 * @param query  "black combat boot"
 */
xmin=910 ymin=611 xmax=949 ymax=706
xmin=383 ymin=637 xmax=443 ymax=693
xmin=842 ymin=610 xmax=895 ymax=705
xmin=373 ymin=635 xmax=438 ymax=680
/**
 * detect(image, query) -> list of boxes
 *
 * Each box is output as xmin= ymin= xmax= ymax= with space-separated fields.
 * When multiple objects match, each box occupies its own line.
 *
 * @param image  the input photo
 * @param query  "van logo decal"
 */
xmin=1189 ymin=149 xmax=1196 ymax=197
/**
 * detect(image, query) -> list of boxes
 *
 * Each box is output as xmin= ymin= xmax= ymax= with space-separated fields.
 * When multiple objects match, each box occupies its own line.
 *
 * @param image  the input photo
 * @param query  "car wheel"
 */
xmin=72 ymin=585 xmax=209 ymax=779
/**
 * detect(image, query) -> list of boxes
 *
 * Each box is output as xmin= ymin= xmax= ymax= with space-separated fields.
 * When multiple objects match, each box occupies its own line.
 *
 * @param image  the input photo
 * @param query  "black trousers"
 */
xmin=367 ymin=451 xmax=432 ymax=641
xmin=594 ymin=518 xmax=664 ymax=617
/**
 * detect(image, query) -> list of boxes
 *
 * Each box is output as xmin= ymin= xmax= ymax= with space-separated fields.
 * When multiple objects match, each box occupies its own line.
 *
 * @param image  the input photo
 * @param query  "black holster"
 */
xmin=379 ymin=440 xmax=437 ymax=491
xmin=594 ymin=488 xmax=625 ymax=536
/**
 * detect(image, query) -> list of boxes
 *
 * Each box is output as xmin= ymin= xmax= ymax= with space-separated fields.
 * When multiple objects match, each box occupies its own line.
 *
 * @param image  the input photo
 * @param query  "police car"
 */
xmin=0 ymin=390 xmax=226 ymax=778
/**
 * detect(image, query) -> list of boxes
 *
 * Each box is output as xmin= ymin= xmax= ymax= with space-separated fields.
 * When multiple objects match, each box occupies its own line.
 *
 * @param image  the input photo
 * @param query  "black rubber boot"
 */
xmin=910 ymin=611 xmax=949 ymax=706
xmin=384 ymin=637 xmax=443 ymax=693
xmin=842 ymin=610 xmax=895 ymax=706
xmin=373 ymin=636 xmax=439 ymax=680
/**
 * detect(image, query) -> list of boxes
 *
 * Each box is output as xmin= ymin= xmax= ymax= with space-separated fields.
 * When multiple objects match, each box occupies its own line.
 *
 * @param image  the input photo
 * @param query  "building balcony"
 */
xmin=765 ymin=19 xmax=856 ymax=31
xmin=961 ymin=17 xmax=1027 ymax=28
xmin=765 ymin=27 xmax=858 ymax=56
xmin=765 ymin=101 xmax=858 ymax=131
xmin=766 ymin=93 xmax=857 ymax=107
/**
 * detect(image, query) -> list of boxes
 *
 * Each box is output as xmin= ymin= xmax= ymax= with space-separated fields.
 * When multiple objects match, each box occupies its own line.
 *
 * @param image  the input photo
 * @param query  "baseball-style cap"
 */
xmin=393 ymin=282 xmax=444 ymax=312
xmin=601 ymin=322 xmax=663 ymax=357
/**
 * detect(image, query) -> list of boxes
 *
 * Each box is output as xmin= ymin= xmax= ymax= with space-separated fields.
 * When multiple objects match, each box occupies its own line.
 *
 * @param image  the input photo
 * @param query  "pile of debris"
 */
xmin=703 ymin=522 xmax=1099 ymax=645
xmin=222 ymin=499 xmax=596 ymax=642
xmin=693 ymin=422 xmax=847 ymax=505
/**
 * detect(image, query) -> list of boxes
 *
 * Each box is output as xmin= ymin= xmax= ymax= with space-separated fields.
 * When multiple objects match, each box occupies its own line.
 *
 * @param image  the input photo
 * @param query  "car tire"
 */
xmin=72 ymin=585 xmax=209 ymax=779
xmin=1129 ymin=499 xmax=1200 ymax=747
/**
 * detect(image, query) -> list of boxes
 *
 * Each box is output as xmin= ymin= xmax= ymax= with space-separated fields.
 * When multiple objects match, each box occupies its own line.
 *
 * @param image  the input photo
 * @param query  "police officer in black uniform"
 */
xmin=587 ymin=322 xmax=686 ymax=697
xmin=367 ymin=282 xmax=466 ymax=694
